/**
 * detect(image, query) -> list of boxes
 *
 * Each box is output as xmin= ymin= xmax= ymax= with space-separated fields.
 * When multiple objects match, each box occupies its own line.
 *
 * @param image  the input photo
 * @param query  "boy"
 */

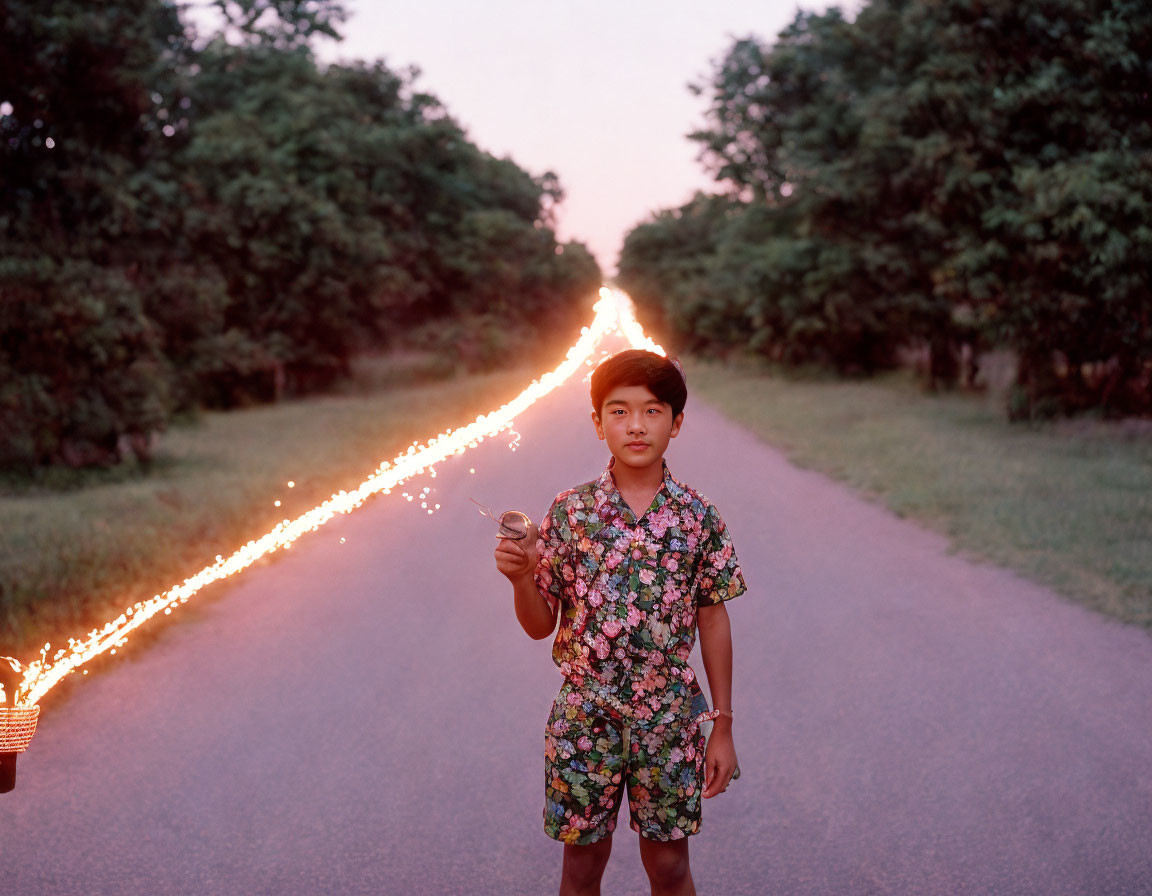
xmin=494 ymin=349 xmax=746 ymax=896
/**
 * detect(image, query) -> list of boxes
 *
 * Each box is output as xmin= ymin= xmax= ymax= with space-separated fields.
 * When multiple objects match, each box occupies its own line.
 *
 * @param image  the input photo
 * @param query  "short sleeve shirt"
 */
xmin=535 ymin=457 xmax=747 ymax=725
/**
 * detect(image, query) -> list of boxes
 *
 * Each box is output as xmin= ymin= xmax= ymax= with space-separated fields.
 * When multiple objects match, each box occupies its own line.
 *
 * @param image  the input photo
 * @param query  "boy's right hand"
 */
xmin=494 ymin=522 xmax=540 ymax=583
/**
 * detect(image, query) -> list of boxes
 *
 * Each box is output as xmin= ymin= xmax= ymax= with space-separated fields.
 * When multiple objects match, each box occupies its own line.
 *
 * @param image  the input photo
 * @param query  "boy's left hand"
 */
xmin=702 ymin=726 xmax=739 ymax=798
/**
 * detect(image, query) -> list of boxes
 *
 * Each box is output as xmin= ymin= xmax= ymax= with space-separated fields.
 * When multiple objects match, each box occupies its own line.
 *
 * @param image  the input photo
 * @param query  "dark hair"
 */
xmin=590 ymin=349 xmax=687 ymax=417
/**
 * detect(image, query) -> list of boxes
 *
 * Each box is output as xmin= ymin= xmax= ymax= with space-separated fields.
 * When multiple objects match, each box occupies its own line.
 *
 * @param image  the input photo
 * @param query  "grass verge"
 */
xmin=1 ymin=355 xmax=535 ymax=660
xmin=686 ymin=357 xmax=1152 ymax=628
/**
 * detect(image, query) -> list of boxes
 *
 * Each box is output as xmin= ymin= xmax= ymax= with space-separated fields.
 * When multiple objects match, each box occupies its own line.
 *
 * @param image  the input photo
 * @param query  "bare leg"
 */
xmin=559 ymin=834 xmax=613 ymax=896
xmin=638 ymin=835 xmax=696 ymax=896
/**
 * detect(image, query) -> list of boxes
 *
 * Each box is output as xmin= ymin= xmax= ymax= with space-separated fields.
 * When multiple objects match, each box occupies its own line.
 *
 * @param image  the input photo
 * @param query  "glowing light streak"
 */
xmin=3 ymin=288 xmax=663 ymax=710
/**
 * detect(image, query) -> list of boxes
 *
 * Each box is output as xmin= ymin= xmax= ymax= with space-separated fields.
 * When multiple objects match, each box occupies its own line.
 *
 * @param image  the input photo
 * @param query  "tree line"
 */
xmin=0 ymin=0 xmax=600 ymax=468
xmin=618 ymin=0 xmax=1151 ymax=419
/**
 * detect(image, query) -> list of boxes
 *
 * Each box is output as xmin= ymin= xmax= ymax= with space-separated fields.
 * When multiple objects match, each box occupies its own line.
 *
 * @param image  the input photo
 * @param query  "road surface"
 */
xmin=6 ymin=340 xmax=1152 ymax=894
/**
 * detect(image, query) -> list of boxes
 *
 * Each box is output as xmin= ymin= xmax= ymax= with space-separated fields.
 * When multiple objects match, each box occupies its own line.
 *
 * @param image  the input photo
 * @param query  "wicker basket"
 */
xmin=0 ymin=705 xmax=40 ymax=753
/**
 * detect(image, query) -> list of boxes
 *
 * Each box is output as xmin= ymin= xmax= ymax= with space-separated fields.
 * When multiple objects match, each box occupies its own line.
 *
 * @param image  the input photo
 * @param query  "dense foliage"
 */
xmin=618 ymin=0 xmax=1151 ymax=418
xmin=0 ymin=0 xmax=600 ymax=467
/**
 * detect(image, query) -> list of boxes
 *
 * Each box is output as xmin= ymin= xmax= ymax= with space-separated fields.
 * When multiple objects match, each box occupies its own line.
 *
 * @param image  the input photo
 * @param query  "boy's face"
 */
xmin=591 ymin=384 xmax=683 ymax=473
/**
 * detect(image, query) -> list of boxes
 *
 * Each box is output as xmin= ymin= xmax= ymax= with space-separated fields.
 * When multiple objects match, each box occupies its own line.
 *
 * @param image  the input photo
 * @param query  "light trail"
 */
xmin=3 ymin=288 xmax=663 ymax=710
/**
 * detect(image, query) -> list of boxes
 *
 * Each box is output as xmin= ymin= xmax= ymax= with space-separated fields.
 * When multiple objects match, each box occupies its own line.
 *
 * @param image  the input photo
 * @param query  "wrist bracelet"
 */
xmin=715 ymin=709 xmax=733 ymax=718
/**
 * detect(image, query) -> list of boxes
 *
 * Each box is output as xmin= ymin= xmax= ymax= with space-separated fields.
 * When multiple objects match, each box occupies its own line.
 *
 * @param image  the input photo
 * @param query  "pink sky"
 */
xmin=322 ymin=1 xmax=856 ymax=272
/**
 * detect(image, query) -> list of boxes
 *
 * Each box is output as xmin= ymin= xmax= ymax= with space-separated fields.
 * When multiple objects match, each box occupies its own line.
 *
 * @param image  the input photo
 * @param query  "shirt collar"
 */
xmin=599 ymin=456 xmax=692 ymax=518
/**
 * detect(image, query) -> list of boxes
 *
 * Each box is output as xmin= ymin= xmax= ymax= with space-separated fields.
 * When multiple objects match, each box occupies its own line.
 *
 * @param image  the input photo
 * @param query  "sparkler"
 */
xmin=469 ymin=497 xmax=532 ymax=540
xmin=0 ymin=288 xmax=664 ymax=743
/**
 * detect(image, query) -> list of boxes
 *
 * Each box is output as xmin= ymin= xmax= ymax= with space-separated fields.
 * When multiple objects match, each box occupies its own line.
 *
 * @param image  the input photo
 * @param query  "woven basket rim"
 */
xmin=0 ymin=704 xmax=41 ymax=753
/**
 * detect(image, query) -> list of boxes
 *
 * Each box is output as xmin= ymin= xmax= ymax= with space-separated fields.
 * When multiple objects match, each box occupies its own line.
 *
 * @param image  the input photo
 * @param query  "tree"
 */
xmin=0 ymin=0 xmax=190 ymax=464
xmin=627 ymin=0 xmax=1151 ymax=415
xmin=1 ymin=0 xmax=601 ymax=466
xmin=941 ymin=0 xmax=1152 ymax=416
xmin=209 ymin=0 xmax=346 ymax=48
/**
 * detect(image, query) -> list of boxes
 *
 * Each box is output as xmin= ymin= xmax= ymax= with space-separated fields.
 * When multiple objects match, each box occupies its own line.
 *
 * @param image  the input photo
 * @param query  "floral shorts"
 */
xmin=543 ymin=681 xmax=707 ymax=845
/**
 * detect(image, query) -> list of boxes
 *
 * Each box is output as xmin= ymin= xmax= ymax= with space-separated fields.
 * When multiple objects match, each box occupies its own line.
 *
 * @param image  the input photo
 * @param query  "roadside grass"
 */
xmin=685 ymin=357 xmax=1152 ymax=628
xmin=1 ymin=355 xmax=535 ymax=661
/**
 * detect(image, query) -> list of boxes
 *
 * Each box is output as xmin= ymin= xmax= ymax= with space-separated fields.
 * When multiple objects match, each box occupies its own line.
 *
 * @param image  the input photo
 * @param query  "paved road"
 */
xmin=5 ymin=337 xmax=1152 ymax=894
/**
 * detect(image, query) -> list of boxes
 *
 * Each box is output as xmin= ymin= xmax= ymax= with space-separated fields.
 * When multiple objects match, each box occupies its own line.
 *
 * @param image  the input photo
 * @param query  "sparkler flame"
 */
xmin=3 ymin=288 xmax=662 ymax=709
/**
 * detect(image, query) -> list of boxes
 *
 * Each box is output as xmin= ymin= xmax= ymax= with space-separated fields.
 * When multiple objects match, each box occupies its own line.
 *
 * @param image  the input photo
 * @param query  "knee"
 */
xmin=562 ymin=837 xmax=612 ymax=889
xmin=641 ymin=841 xmax=691 ymax=889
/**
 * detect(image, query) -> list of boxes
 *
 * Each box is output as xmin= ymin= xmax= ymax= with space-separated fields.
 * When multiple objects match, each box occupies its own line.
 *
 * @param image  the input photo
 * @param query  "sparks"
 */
xmin=3 ymin=288 xmax=662 ymax=709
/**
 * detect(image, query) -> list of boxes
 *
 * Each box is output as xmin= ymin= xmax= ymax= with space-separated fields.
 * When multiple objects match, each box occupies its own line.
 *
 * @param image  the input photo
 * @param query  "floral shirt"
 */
xmin=535 ymin=457 xmax=747 ymax=726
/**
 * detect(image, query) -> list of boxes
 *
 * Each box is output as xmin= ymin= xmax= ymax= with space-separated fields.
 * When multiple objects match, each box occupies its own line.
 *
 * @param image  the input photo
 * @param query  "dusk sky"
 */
xmin=319 ymin=1 xmax=858 ymax=271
